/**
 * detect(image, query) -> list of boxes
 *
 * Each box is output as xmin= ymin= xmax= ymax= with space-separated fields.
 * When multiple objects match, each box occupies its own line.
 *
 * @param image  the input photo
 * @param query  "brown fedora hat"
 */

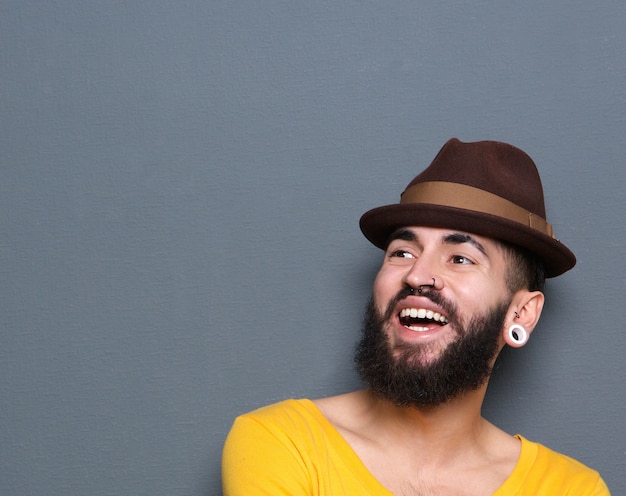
xmin=359 ymin=138 xmax=576 ymax=277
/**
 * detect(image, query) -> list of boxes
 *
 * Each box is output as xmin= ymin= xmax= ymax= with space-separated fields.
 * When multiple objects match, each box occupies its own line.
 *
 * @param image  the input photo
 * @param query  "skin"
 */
xmin=314 ymin=226 xmax=545 ymax=496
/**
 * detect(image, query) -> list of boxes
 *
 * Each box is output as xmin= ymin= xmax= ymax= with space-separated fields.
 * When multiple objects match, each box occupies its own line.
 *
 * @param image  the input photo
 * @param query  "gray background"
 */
xmin=2 ymin=1 xmax=625 ymax=495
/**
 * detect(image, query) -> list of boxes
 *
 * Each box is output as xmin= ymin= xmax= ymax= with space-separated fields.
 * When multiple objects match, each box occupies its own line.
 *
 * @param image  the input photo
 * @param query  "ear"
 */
xmin=503 ymin=290 xmax=545 ymax=348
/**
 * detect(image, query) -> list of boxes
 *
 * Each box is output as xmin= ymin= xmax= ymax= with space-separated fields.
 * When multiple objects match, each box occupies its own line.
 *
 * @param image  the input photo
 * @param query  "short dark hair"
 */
xmin=499 ymin=241 xmax=546 ymax=293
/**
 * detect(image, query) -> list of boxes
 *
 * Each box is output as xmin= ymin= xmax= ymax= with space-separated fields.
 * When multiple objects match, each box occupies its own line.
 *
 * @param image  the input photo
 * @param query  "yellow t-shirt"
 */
xmin=222 ymin=399 xmax=610 ymax=495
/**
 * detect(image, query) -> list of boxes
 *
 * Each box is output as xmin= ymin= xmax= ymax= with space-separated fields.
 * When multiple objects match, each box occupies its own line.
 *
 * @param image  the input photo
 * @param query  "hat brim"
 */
xmin=359 ymin=203 xmax=576 ymax=278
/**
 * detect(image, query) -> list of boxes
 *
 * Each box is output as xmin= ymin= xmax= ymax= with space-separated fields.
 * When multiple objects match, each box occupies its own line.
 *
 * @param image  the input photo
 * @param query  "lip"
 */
xmin=391 ymin=297 xmax=450 ymax=341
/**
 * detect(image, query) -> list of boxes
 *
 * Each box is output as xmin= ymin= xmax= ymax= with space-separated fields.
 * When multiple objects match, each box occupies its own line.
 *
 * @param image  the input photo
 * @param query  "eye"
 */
xmin=389 ymin=249 xmax=415 ymax=259
xmin=451 ymin=254 xmax=474 ymax=265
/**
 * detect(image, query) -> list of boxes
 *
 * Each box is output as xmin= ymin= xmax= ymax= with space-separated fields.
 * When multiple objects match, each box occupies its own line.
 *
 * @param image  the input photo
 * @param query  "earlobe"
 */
xmin=504 ymin=290 xmax=545 ymax=348
xmin=507 ymin=324 xmax=528 ymax=347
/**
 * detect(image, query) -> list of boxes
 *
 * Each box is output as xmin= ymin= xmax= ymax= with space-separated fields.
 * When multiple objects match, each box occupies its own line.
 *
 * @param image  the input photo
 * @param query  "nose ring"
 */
xmin=415 ymin=277 xmax=437 ymax=294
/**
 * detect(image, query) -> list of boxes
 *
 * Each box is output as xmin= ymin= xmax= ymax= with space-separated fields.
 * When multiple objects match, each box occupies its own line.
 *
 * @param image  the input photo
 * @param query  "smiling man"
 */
xmin=222 ymin=138 xmax=610 ymax=495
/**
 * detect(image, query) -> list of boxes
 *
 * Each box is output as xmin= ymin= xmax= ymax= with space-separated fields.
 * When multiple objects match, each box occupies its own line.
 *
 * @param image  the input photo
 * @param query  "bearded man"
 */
xmin=222 ymin=138 xmax=610 ymax=495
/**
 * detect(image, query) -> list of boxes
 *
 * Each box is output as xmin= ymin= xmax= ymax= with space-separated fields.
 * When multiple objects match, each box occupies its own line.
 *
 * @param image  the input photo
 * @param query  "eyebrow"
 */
xmin=387 ymin=229 xmax=417 ymax=243
xmin=442 ymin=232 xmax=488 ymax=257
xmin=387 ymin=229 xmax=489 ymax=257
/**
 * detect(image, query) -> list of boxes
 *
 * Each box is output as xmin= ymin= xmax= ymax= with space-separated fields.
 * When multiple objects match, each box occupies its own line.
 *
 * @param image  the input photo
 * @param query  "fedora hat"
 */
xmin=359 ymin=138 xmax=576 ymax=277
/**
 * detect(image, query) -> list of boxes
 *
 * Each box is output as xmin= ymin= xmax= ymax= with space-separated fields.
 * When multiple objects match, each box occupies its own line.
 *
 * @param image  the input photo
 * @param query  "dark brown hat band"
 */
xmin=401 ymin=181 xmax=554 ymax=238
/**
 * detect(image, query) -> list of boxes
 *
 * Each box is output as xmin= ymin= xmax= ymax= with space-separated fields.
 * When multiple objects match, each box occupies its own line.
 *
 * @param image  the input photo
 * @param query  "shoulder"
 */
xmin=226 ymin=394 xmax=367 ymax=448
xmin=224 ymin=398 xmax=321 ymax=460
xmin=222 ymin=399 xmax=325 ymax=495
xmin=509 ymin=436 xmax=610 ymax=495
xmin=313 ymin=390 xmax=373 ymax=430
xmin=525 ymin=436 xmax=601 ymax=475
xmin=222 ymin=397 xmax=379 ymax=495
xmin=230 ymin=398 xmax=326 ymax=434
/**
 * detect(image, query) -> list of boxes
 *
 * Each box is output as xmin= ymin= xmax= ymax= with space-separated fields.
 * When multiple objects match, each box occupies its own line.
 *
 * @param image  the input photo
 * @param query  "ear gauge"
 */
xmin=507 ymin=324 xmax=528 ymax=347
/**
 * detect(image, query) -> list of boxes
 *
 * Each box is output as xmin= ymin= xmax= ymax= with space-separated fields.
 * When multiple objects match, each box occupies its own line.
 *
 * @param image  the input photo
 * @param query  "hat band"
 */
xmin=400 ymin=181 xmax=554 ymax=237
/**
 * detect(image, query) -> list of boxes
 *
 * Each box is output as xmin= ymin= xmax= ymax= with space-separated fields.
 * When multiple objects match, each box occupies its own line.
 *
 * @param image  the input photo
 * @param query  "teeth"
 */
xmin=400 ymin=308 xmax=448 ymax=324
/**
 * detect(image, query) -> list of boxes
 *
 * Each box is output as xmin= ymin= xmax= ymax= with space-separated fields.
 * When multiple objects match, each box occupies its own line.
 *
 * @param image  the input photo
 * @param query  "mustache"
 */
xmin=382 ymin=286 xmax=459 ymax=326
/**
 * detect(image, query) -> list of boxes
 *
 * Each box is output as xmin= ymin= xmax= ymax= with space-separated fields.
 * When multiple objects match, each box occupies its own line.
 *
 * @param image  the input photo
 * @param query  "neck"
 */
xmin=363 ymin=384 xmax=491 ymax=459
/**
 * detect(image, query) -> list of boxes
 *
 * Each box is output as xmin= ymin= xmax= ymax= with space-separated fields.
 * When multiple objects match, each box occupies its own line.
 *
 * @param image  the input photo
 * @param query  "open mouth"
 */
xmin=399 ymin=308 xmax=449 ymax=332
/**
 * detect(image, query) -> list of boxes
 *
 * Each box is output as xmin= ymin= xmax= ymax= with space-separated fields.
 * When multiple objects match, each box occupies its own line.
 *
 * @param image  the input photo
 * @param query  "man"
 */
xmin=222 ymin=138 xmax=610 ymax=495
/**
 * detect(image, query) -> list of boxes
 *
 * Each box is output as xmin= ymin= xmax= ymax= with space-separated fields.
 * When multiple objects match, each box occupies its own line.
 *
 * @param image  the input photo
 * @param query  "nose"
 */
xmin=403 ymin=256 xmax=441 ymax=292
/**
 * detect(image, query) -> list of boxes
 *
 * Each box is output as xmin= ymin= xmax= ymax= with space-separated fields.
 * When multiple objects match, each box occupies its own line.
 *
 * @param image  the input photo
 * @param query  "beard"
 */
xmin=354 ymin=287 xmax=510 ymax=409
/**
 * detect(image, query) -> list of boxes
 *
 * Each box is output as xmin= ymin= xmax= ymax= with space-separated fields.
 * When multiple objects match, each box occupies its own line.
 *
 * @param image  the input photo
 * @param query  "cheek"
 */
xmin=372 ymin=267 xmax=396 ymax=311
xmin=457 ymin=273 xmax=505 ymax=306
xmin=443 ymin=281 xmax=497 ymax=329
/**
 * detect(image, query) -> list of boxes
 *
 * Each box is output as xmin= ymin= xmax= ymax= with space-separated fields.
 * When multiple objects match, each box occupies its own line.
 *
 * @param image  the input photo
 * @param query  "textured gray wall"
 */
xmin=2 ymin=2 xmax=625 ymax=495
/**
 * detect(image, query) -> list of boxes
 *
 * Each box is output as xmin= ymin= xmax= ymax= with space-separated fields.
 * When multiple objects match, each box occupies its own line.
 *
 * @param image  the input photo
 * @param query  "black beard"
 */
xmin=354 ymin=288 xmax=510 ymax=409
